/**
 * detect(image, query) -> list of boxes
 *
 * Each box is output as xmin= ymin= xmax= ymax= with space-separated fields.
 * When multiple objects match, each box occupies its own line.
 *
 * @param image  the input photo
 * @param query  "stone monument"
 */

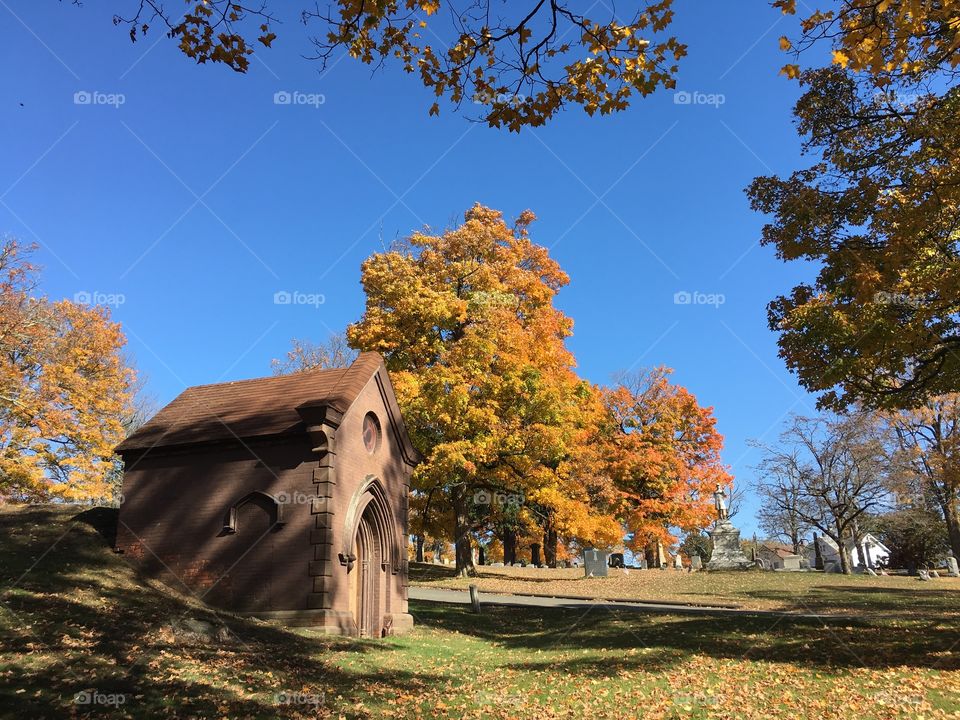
xmin=706 ymin=485 xmax=754 ymax=571
xmin=583 ymin=548 xmax=610 ymax=577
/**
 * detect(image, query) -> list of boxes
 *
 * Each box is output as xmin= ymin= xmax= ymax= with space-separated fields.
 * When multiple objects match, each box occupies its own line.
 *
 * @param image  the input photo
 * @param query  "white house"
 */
xmin=805 ymin=534 xmax=890 ymax=571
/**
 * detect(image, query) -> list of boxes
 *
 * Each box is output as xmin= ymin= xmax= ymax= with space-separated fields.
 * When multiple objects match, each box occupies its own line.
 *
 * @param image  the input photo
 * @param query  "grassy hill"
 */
xmin=2 ymin=505 xmax=960 ymax=719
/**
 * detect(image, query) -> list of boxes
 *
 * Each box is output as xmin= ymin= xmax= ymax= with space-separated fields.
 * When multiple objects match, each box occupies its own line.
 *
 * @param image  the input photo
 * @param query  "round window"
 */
xmin=362 ymin=413 xmax=381 ymax=453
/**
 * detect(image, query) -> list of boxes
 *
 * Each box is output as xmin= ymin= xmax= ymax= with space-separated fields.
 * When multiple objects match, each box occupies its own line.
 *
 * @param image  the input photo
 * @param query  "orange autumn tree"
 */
xmin=0 ymin=239 xmax=135 ymax=502
xmin=348 ymin=204 xmax=613 ymax=574
xmin=602 ymin=367 xmax=732 ymax=554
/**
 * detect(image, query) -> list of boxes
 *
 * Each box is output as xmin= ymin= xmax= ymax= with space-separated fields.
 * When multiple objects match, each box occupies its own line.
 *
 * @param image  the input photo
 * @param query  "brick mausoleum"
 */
xmin=115 ymin=353 xmax=420 ymax=636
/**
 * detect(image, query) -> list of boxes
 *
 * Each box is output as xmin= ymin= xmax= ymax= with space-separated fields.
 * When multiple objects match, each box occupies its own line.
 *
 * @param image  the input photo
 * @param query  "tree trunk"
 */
xmin=941 ymin=502 xmax=960 ymax=561
xmin=835 ymin=531 xmax=852 ymax=575
xmin=812 ymin=532 xmax=824 ymax=570
xmin=478 ymin=544 xmax=486 ymax=566
xmin=543 ymin=526 xmax=558 ymax=568
xmin=851 ymin=522 xmax=866 ymax=570
xmin=531 ymin=543 xmax=542 ymax=567
xmin=452 ymin=487 xmax=475 ymax=576
xmin=502 ymin=527 xmax=517 ymax=565
xmin=415 ymin=535 xmax=424 ymax=563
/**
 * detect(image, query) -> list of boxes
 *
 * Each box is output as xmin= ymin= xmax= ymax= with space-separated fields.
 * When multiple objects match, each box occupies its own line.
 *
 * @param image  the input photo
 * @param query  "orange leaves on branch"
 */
xmin=774 ymin=0 xmax=960 ymax=84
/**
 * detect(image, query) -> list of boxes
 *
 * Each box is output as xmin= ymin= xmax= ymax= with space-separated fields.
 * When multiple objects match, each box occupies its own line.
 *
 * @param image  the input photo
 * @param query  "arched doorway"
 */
xmin=349 ymin=505 xmax=386 ymax=636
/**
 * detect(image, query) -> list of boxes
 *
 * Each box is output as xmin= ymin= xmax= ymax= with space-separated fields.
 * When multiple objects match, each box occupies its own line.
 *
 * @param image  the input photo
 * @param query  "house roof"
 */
xmin=816 ymin=533 xmax=890 ymax=554
xmin=759 ymin=542 xmax=796 ymax=558
xmin=116 ymin=353 xmax=419 ymax=462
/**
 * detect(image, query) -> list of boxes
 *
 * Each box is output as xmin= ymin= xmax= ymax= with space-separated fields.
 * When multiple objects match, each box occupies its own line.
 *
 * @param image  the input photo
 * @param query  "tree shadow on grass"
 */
xmin=742 ymin=584 xmax=960 ymax=619
xmin=0 ymin=506 xmax=434 ymax=719
xmin=410 ymin=598 xmax=960 ymax=673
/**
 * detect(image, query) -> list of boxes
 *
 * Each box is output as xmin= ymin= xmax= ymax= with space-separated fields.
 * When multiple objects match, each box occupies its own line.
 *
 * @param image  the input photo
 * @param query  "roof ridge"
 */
xmin=183 ymin=365 xmax=347 ymax=392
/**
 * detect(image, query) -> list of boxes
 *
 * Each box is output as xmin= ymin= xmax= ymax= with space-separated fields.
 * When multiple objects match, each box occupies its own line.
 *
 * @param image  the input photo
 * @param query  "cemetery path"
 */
xmin=408 ymin=586 xmax=857 ymax=621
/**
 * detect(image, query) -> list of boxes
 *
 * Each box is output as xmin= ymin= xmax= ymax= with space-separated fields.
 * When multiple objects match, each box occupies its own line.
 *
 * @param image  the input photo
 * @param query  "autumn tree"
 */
xmin=0 ymin=239 xmax=135 ymax=502
xmin=751 ymin=1 xmax=960 ymax=410
xmin=601 ymin=367 xmax=732 ymax=555
xmin=104 ymin=1 xmax=685 ymax=130
xmin=347 ymin=204 xmax=605 ymax=574
xmin=885 ymin=394 xmax=960 ymax=559
xmin=753 ymin=412 xmax=891 ymax=573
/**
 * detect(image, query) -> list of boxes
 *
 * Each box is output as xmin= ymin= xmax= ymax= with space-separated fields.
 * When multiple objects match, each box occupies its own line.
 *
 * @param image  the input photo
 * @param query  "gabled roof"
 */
xmin=816 ymin=533 xmax=890 ymax=554
xmin=116 ymin=352 xmax=420 ymax=463
xmin=759 ymin=542 xmax=797 ymax=558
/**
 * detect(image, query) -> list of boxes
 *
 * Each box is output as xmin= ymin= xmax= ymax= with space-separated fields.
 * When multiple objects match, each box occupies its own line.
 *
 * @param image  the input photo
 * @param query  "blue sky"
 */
xmin=1 ymin=2 xmax=830 ymax=537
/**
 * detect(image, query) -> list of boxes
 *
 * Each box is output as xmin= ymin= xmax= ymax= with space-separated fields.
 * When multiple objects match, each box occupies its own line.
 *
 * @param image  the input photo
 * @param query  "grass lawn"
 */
xmin=409 ymin=562 xmax=960 ymax=618
xmin=1 ymin=506 xmax=959 ymax=719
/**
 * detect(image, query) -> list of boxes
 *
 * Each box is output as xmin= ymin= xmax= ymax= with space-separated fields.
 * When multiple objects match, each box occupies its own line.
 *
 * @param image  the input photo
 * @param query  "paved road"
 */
xmin=408 ymin=586 xmax=853 ymax=621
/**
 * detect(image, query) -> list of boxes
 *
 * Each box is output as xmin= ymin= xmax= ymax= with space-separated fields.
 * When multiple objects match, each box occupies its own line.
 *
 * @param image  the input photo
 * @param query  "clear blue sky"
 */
xmin=1 ymin=2 xmax=830 ymax=537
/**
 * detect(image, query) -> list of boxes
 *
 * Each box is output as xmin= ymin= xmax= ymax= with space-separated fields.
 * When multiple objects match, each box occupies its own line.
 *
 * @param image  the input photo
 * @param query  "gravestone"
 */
xmin=782 ymin=554 xmax=802 ymax=571
xmin=946 ymin=556 xmax=960 ymax=578
xmin=583 ymin=549 xmax=610 ymax=577
xmin=673 ymin=553 xmax=684 ymax=570
xmin=690 ymin=555 xmax=703 ymax=571
xmin=639 ymin=558 xmax=648 ymax=570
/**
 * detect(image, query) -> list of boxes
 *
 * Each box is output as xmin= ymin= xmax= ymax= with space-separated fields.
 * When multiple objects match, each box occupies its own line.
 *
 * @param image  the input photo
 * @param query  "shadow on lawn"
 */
xmin=409 ymin=597 xmax=960 ymax=673
xmin=742 ymin=584 xmax=960 ymax=619
xmin=0 ymin=506 xmax=432 ymax=719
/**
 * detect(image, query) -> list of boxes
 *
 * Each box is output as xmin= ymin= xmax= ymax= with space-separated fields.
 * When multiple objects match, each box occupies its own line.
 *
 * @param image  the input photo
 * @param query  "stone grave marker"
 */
xmin=583 ymin=549 xmax=610 ymax=577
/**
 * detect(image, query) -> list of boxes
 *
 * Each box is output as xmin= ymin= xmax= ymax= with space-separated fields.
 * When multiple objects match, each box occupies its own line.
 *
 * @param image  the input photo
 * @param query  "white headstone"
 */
xmin=946 ymin=556 xmax=959 ymax=577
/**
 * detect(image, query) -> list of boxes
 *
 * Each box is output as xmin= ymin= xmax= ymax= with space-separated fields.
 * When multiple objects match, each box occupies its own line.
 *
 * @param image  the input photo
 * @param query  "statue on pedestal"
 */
xmin=706 ymin=484 xmax=754 ymax=571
